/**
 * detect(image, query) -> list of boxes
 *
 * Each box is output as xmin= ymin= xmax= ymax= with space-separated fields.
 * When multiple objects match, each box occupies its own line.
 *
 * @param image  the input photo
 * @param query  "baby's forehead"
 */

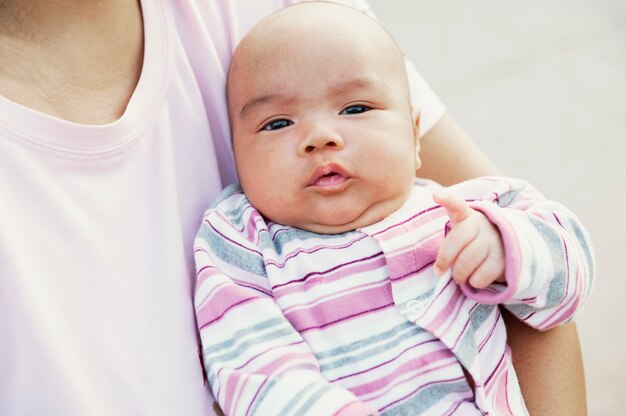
xmin=232 ymin=2 xmax=403 ymax=69
xmin=227 ymin=2 xmax=410 ymax=113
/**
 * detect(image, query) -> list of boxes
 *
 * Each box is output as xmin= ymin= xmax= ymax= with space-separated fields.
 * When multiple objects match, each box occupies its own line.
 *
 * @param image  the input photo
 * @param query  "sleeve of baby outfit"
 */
xmin=328 ymin=0 xmax=447 ymax=138
xmin=194 ymin=200 xmax=378 ymax=416
xmin=447 ymin=177 xmax=595 ymax=330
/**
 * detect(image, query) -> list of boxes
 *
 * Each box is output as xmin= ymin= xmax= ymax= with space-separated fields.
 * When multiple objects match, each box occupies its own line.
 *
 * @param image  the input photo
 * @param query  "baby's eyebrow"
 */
xmin=239 ymin=93 xmax=294 ymax=120
xmin=237 ymin=78 xmax=389 ymax=120
xmin=328 ymin=77 xmax=385 ymax=96
xmin=239 ymin=94 xmax=274 ymax=120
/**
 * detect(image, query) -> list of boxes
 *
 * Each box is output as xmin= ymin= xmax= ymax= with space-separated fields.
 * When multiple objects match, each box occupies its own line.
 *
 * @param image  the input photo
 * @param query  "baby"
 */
xmin=194 ymin=2 xmax=594 ymax=415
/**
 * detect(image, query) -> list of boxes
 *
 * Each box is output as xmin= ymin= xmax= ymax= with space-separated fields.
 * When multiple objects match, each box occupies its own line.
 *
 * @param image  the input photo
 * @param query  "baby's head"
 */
xmin=228 ymin=1 xmax=421 ymax=234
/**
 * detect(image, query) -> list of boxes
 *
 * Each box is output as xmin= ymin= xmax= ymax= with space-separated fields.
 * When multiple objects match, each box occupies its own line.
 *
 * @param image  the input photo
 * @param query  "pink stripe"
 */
xmin=370 ymin=205 xmax=442 ymax=239
xmin=383 ymin=208 xmax=445 ymax=239
xmin=533 ymin=241 xmax=580 ymax=329
xmin=504 ymin=370 xmax=514 ymax=415
xmin=448 ymin=304 xmax=478 ymax=350
xmin=286 ymin=283 xmax=394 ymax=332
xmin=212 ymin=204 xmax=258 ymax=238
xmin=197 ymin=296 xmax=258 ymax=329
xmin=233 ymin=340 xmax=307 ymax=373
xmin=195 ymin=265 xmax=220 ymax=289
xmin=245 ymin=378 xmax=269 ymax=416
xmin=231 ymin=375 xmax=250 ymax=416
xmin=492 ymin=367 xmax=514 ymax=415
xmin=439 ymin=294 xmax=468 ymax=343
xmin=300 ymin=302 xmax=394 ymax=332
xmin=265 ymin=234 xmax=368 ymax=269
xmin=330 ymin=338 xmax=442 ymax=383
xmin=196 ymin=281 xmax=232 ymax=313
xmin=386 ymin=238 xmax=440 ymax=283
xmin=382 ymin=229 xmax=441 ymax=258
xmin=229 ymin=277 xmax=272 ymax=297
xmin=484 ymin=351 xmax=507 ymax=389
xmin=428 ymin=286 xmax=464 ymax=332
xmin=241 ymin=209 xmax=257 ymax=243
xmin=206 ymin=218 xmax=263 ymax=256
xmin=536 ymin=291 xmax=580 ymax=329
xmin=273 ymin=253 xmax=386 ymax=297
xmin=256 ymin=352 xmax=317 ymax=375
xmin=222 ymin=370 xmax=242 ymax=416
xmin=349 ymin=349 xmax=456 ymax=396
xmin=478 ymin=309 xmax=501 ymax=353
xmin=563 ymin=238 xmax=572 ymax=297
xmin=378 ymin=375 xmax=466 ymax=412
xmin=281 ymin=278 xmax=388 ymax=315
xmin=332 ymin=401 xmax=374 ymax=416
xmin=196 ymin=283 xmax=258 ymax=323
xmin=442 ymin=398 xmax=474 ymax=416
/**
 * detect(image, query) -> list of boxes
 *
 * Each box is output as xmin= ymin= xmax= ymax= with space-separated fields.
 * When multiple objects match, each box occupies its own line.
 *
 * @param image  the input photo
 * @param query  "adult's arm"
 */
xmin=417 ymin=113 xmax=587 ymax=415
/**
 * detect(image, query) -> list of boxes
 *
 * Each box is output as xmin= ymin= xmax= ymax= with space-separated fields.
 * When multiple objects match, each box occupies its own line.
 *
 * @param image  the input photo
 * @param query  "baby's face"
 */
xmin=229 ymin=3 xmax=420 ymax=234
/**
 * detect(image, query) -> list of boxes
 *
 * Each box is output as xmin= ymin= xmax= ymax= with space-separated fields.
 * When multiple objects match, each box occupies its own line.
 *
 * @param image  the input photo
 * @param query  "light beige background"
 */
xmin=369 ymin=0 xmax=625 ymax=414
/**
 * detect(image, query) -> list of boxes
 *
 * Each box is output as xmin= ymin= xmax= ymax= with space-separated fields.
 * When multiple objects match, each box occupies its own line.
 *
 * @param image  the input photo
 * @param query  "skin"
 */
xmin=229 ymin=3 xmax=506 ymax=286
xmin=0 ymin=0 xmax=587 ymax=414
xmin=433 ymin=190 xmax=505 ymax=288
xmin=229 ymin=3 xmax=418 ymax=235
xmin=0 ymin=0 xmax=143 ymax=124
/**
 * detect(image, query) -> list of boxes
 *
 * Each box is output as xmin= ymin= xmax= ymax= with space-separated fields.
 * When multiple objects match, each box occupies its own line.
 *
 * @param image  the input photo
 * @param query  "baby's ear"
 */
xmin=411 ymin=107 xmax=422 ymax=170
xmin=411 ymin=107 xmax=421 ymax=145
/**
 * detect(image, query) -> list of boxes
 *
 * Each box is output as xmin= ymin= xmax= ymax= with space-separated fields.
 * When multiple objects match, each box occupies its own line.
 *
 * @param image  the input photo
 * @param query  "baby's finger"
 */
xmin=449 ymin=238 xmax=489 ymax=285
xmin=434 ymin=221 xmax=479 ymax=275
xmin=467 ymin=251 xmax=506 ymax=289
xmin=433 ymin=190 xmax=472 ymax=226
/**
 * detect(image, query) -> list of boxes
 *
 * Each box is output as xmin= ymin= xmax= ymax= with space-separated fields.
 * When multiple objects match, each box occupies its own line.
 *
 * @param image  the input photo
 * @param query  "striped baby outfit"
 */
xmin=194 ymin=177 xmax=594 ymax=415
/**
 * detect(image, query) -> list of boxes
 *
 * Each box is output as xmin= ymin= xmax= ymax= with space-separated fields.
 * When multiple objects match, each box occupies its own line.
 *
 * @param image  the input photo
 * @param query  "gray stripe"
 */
xmin=249 ymin=378 xmax=278 ymax=416
xmin=497 ymin=189 xmax=522 ymax=207
xmin=202 ymin=317 xmax=284 ymax=356
xmin=318 ymin=322 xmax=427 ymax=372
xmin=210 ymin=183 xmax=243 ymax=210
xmin=569 ymin=217 xmax=595 ymax=293
xmin=528 ymin=216 xmax=566 ymax=307
xmin=506 ymin=214 xmax=576 ymax=319
xmin=205 ymin=325 xmax=295 ymax=383
xmin=200 ymin=183 xmax=269 ymax=275
xmin=291 ymin=383 xmax=333 ymax=416
xmin=268 ymin=226 xmax=357 ymax=254
xmin=382 ymin=380 xmax=473 ymax=415
xmin=205 ymin=327 xmax=294 ymax=365
xmin=197 ymin=222 xmax=267 ymax=276
xmin=454 ymin=304 xmax=494 ymax=367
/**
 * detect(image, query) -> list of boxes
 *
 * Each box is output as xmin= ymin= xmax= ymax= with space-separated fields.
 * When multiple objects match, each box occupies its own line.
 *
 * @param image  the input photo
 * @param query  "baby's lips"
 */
xmin=308 ymin=163 xmax=350 ymax=186
xmin=312 ymin=171 xmax=348 ymax=187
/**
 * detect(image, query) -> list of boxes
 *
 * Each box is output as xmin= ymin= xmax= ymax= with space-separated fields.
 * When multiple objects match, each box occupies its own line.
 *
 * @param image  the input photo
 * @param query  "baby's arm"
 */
xmin=194 ymin=210 xmax=378 ymax=416
xmin=418 ymin=117 xmax=587 ymax=415
xmin=433 ymin=177 xmax=594 ymax=330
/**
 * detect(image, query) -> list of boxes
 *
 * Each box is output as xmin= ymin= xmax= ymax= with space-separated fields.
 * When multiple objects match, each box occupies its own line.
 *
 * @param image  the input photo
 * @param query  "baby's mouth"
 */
xmin=309 ymin=164 xmax=350 ymax=189
xmin=313 ymin=171 xmax=347 ymax=187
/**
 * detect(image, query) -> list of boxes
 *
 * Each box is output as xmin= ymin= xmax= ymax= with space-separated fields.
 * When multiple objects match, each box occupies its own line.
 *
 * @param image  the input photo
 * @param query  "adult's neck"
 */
xmin=0 ymin=0 xmax=144 ymax=124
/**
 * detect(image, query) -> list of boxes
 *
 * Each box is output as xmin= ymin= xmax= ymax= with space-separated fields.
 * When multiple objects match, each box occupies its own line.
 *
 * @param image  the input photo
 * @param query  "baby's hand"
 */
xmin=432 ymin=190 xmax=506 ymax=289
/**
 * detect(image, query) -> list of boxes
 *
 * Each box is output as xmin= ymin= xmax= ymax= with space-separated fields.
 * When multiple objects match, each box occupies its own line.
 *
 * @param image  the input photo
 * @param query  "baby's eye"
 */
xmin=340 ymin=105 xmax=372 ymax=115
xmin=261 ymin=119 xmax=293 ymax=131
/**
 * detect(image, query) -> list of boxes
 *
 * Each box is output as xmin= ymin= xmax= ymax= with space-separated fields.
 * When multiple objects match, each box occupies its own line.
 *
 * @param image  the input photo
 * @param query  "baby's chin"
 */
xmin=289 ymin=198 xmax=407 ymax=235
xmin=295 ymin=220 xmax=374 ymax=235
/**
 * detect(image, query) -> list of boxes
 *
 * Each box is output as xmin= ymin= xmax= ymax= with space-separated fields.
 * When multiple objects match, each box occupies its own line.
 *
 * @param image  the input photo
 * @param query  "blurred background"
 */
xmin=368 ymin=0 xmax=626 ymax=414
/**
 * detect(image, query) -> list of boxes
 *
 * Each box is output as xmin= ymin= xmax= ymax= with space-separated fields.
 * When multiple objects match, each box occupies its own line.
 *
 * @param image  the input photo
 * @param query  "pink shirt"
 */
xmin=194 ymin=177 xmax=594 ymax=415
xmin=0 ymin=0 xmax=445 ymax=414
